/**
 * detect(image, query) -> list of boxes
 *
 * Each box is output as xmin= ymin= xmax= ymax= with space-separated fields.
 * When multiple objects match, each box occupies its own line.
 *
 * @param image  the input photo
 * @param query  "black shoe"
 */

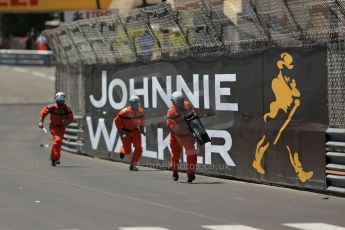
xmin=51 ymin=160 xmax=56 ymax=167
xmin=129 ymin=164 xmax=139 ymax=171
xmin=187 ymin=173 xmax=195 ymax=183
xmin=120 ymin=153 xmax=125 ymax=159
xmin=56 ymin=160 xmax=60 ymax=165
xmin=172 ymin=171 xmax=179 ymax=181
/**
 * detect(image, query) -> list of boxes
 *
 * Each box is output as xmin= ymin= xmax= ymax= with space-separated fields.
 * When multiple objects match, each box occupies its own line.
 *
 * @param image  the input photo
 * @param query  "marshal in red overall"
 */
xmin=38 ymin=92 xmax=74 ymax=166
xmin=114 ymin=96 xmax=145 ymax=171
xmin=166 ymin=91 xmax=197 ymax=183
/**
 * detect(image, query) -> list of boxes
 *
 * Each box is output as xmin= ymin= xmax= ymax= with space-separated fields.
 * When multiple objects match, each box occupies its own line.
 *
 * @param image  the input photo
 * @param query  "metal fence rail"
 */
xmin=326 ymin=128 xmax=345 ymax=195
xmin=0 ymin=50 xmax=54 ymax=66
xmin=62 ymin=115 xmax=85 ymax=154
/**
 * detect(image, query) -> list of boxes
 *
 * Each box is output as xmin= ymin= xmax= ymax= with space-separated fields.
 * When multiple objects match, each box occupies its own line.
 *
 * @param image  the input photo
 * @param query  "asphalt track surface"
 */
xmin=0 ymin=66 xmax=345 ymax=230
xmin=0 ymin=65 xmax=55 ymax=104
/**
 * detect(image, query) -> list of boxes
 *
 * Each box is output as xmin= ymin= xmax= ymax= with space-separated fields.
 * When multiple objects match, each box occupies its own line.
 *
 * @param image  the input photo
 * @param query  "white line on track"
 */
xmin=119 ymin=227 xmax=170 ymax=230
xmin=283 ymin=223 xmax=345 ymax=230
xmin=47 ymin=75 xmax=55 ymax=81
xmin=10 ymin=67 xmax=55 ymax=81
xmin=0 ymin=163 xmax=232 ymax=224
xmin=57 ymin=229 xmax=80 ymax=230
xmin=12 ymin=67 xmax=29 ymax=73
xmin=32 ymin=71 xmax=47 ymax=78
xmin=202 ymin=225 xmax=263 ymax=230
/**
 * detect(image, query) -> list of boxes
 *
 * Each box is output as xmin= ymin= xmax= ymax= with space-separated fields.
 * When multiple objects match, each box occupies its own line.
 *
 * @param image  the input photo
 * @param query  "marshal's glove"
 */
xmin=119 ymin=129 xmax=128 ymax=139
xmin=62 ymin=119 xmax=70 ymax=126
xmin=175 ymin=122 xmax=188 ymax=130
xmin=139 ymin=126 xmax=145 ymax=136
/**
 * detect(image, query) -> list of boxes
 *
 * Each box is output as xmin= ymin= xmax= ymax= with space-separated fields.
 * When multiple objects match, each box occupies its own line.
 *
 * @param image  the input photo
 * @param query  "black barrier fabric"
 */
xmin=83 ymin=48 xmax=328 ymax=190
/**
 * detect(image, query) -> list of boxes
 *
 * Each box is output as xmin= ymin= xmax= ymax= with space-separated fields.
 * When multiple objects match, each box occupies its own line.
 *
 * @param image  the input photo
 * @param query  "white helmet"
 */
xmin=129 ymin=95 xmax=140 ymax=102
xmin=129 ymin=95 xmax=140 ymax=109
xmin=171 ymin=91 xmax=185 ymax=102
xmin=55 ymin=92 xmax=66 ymax=101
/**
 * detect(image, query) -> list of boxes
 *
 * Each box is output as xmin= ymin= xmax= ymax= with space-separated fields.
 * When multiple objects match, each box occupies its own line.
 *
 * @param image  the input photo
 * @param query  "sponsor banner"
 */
xmin=0 ymin=0 xmax=112 ymax=12
xmin=64 ymin=10 xmax=117 ymax=23
xmin=83 ymin=48 xmax=328 ymax=190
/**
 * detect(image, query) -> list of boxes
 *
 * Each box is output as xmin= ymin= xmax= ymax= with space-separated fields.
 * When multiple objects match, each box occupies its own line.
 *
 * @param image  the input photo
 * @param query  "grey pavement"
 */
xmin=0 ymin=67 xmax=344 ymax=230
xmin=0 ymin=65 xmax=55 ymax=104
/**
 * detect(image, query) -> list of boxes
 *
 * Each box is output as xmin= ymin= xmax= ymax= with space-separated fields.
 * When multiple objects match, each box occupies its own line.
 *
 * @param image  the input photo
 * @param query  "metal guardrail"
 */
xmin=326 ymin=128 xmax=345 ymax=195
xmin=62 ymin=115 xmax=84 ymax=154
xmin=0 ymin=49 xmax=54 ymax=66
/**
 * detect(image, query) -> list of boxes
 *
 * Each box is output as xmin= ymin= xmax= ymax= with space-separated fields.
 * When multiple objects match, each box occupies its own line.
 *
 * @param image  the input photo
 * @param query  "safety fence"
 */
xmin=0 ymin=50 xmax=54 ymax=66
xmin=44 ymin=0 xmax=345 ymax=195
xmin=326 ymin=128 xmax=345 ymax=194
xmin=62 ymin=115 xmax=85 ymax=154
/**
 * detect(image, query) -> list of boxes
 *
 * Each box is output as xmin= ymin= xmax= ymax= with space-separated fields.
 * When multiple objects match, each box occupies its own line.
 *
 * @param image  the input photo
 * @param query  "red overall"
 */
xmin=166 ymin=101 xmax=197 ymax=175
xmin=40 ymin=103 xmax=74 ymax=161
xmin=114 ymin=106 xmax=145 ymax=165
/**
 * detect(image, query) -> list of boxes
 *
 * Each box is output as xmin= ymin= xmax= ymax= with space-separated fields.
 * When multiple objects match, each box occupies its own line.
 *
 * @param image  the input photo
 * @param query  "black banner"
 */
xmin=83 ymin=47 xmax=328 ymax=190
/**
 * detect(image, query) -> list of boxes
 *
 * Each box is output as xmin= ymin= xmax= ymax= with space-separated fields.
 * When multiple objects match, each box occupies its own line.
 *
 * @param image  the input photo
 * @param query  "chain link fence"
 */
xmin=328 ymin=42 xmax=345 ymax=129
xmin=44 ymin=0 xmax=345 ymax=128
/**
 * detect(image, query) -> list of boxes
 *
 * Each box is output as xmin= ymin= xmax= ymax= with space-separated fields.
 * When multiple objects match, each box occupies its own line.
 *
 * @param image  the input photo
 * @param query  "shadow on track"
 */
xmin=177 ymin=181 xmax=224 ymax=185
xmin=57 ymin=165 xmax=90 ymax=168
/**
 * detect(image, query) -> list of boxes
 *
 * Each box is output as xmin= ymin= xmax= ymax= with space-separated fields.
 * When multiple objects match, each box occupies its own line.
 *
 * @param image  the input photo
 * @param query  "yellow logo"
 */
xmin=252 ymin=52 xmax=313 ymax=183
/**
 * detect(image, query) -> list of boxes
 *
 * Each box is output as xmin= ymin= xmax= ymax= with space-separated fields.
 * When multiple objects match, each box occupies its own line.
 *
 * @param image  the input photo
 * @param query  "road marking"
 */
xmin=12 ymin=67 xmax=29 ymax=73
xmin=57 ymin=229 xmax=80 ymax=230
xmin=32 ymin=72 xmax=55 ymax=81
xmin=32 ymin=71 xmax=55 ymax=81
xmin=283 ymin=223 xmax=345 ymax=230
xmin=0 ymin=163 xmax=231 ymax=224
xmin=202 ymin=225 xmax=263 ymax=230
xmin=9 ymin=67 xmax=55 ymax=81
xmin=119 ymin=227 xmax=169 ymax=230
xmin=32 ymin=71 xmax=47 ymax=78
xmin=47 ymin=75 xmax=55 ymax=81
